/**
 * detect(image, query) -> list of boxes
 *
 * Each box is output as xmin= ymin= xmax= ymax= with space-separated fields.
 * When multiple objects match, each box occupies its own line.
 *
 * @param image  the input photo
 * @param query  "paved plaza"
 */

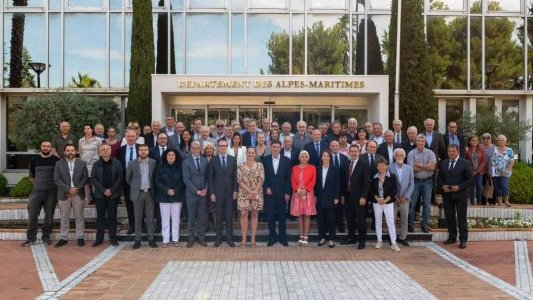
xmin=1 ymin=240 xmax=533 ymax=300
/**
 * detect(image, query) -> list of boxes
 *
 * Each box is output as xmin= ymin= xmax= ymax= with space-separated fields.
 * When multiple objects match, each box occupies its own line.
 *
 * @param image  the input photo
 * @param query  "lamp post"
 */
xmin=29 ymin=62 xmax=47 ymax=88
xmin=485 ymin=64 xmax=497 ymax=90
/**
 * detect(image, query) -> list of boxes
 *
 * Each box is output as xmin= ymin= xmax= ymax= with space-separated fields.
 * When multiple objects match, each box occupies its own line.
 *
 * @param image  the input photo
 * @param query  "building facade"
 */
xmin=0 ymin=0 xmax=532 ymax=183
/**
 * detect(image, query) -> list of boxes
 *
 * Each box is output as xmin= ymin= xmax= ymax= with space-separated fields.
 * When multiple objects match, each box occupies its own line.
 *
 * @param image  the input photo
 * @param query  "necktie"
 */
xmin=395 ymin=133 xmax=400 ymax=144
xmin=370 ymin=154 xmax=375 ymax=167
xmin=222 ymin=156 xmax=226 ymax=169
xmin=348 ymin=160 xmax=355 ymax=189
xmin=334 ymin=155 xmax=339 ymax=168
xmin=161 ymin=147 xmax=166 ymax=156
xmin=129 ymin=147 xmax=134 ymax=161
xmin=315 ymin=143 xmax=320 ymax=155
xmin=196 ymin=158 xmax=201 ymax=172
xmin=449 ymin=160 xmax=456 ymax=171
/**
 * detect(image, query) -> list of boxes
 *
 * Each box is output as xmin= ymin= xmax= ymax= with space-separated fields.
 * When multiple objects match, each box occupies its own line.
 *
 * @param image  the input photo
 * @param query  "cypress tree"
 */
xmin=128 ymin=0 xmax=154 ymax=127
xmin=387 ymin=0 xmax=436 ymax=130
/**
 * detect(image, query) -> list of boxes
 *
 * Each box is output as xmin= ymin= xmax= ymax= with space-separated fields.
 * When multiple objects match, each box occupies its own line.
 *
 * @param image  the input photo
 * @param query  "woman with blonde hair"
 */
xmin=489 ymin=135 xmax=514 ymax=207
xmin=120 ymin=121 xmax=145 ymax=146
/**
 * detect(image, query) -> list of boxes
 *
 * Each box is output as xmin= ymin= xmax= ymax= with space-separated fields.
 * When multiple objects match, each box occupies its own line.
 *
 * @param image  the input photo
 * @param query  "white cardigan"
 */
xmin=228 ymin=146 xmax=247 ymax=165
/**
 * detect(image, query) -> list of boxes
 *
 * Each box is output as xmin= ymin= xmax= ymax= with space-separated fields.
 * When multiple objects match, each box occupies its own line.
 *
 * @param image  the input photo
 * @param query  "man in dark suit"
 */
xmin=144 ymin=120 xmax=161 ymax=149
xmin=377 ymin=130 xmax=402 ymax=165
xmin=341 ymin=145 xmax=370 ymax=249
xmin=423 ymin=118 xmax=446 ymax=161
xmin=329 ymin=140 xmax=349 ymax=233
xmin=149 ymin=132 xmax=169 ymax=164
xmin=392 ymin=119 xmax=408 ymax=145
xmin=401 ymin=126 xmax=418 ymax=155
xmin=438 ymin=144 xmax=473 ymax=249
xmin=208 ymin=138 xmax=238 ymax=247
xmin=360 ymin=140 xmax=383 ymax=179
xmin=304 ymin=129 xmax=328 ymax=166
xmin=443 ymin=121 xmax=466 ymax=158
xmin=281 ymin=136 xmax=299 ymax=166
xmin=118 ymin=129 xmax=140 ymax=235
xmin=263 ymin=141 xmax=292 ymax=246
xmin=242 ymin=120 xmax=259 ymax=148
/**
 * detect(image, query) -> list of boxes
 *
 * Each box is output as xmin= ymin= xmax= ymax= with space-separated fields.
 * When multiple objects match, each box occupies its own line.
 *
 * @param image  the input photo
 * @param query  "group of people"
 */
xmin=21 ymin=115 xmax=515 ymax=251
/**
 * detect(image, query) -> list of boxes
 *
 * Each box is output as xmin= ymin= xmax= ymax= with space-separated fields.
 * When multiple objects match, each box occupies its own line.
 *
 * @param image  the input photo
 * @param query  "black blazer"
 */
xmin=144 ymin=133 xmax=158 ymax=149
xmin=91 ymin=158 xmax=123 ymax=200
xmin=304 ymin=140 xmax=328 ymax=166
xmin=438 ymin=157 xmax=473 ymax=200
xmin=346 ymin=158 xmax=370 ymax=201
xmin=242 ymin=132 xmax=257 ymax=148
xmin=369 ymin=173 xmax=398 ymax=204
xmin=154 ymin=163 xmax=185 ymax=203
xmin=393 ymin=130 xmax=408 ymax=144
xmin=360 ymin=152 xmax=384 ymax=179
xmin=443 ymin=132 xmax=466 ymax=158
xmin=262 ymin=155 xmax=292 ymax=198
xmin=208 ymin=155 xmax=238 ymax=200
xmin=149 ymin=146 xmax=167 ymax=164
xmin=314 ymin=165 xmax=340 ymax=208
xmin=424 ymin=131 xmax=446 ymax=161
xmin=281 ymin=148 xmax=299 ymax=166
xmin=331 ymin=153 xmax=349 ymax=197
xmin=118 ymin=144 xmax=140 ymax=175
xmin=376 ymin=142 xmax=402 ymax=165
xmin=401 ymin=140 xmax=417 ymax=155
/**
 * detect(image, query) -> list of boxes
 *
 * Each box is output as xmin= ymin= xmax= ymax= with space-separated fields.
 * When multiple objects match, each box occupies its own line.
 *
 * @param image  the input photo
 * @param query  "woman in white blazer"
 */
xmin=228 ymin=133 xmax=247 ymax=166
xmin=387 ymin=148 xmax=414 ymax=247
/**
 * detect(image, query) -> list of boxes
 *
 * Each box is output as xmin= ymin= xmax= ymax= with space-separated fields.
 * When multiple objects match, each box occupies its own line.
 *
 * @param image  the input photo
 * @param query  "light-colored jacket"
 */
xmin=388 ymin=163 xmax=414 ymax=200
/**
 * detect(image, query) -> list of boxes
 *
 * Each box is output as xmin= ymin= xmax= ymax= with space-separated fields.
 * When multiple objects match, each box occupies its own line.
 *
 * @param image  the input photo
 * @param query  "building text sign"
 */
xmin=177 ymin=79 xmax=365 ymax=89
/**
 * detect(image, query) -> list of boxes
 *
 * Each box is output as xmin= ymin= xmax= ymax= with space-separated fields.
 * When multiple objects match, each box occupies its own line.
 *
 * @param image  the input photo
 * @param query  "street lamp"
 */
xmin=29 ymin=62 xmax=47 ymax=88
xmin=485 ymin=64 xmax=498 ymax=90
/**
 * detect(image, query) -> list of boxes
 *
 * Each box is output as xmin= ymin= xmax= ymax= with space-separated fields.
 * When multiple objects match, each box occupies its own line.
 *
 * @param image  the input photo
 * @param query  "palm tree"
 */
xmin=69 ymin=73 xmax=101 ymax=88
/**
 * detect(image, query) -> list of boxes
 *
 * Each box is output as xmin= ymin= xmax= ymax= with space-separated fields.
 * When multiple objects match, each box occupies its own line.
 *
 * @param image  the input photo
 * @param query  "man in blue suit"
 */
xmin=330 ymin=140 xmax=349 ymax=233
xmin=263 ymin=140 xmax=292 ymax=246
xmin=304 ymin=129 xmax=328 ymax=166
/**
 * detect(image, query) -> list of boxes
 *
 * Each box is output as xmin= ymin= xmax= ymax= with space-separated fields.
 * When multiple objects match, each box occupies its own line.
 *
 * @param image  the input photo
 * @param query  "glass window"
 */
xmin=208 ymin=107 xmax=237 ymax=125
xmin=351 ymin=0 xmax=365 ymax=12
xmin=303 ymin=107 xmax=331 ymax=127
xmin=110 ymin=13 xmax=124 ymax=88
xmin=368 ymin=0 xmax=391 ymax=10
xmin=470 ymin=0 xmax=482 ymax=14
xmin=6 ymin=0 xmax=43 ymax=7
xmin=171 ymin=0 xmax=184 ymax=10
xmin=291 ymin=14 xmax=305 ymax=74
xmin=186 ymin=14 xmax=228 ymax=74
xmin=334 ymin=107 xmax=367 ymax=125
xmin=247 ymin=14 xmax=289 ymax=74
xmin=488 ymin=0 xmax=521 ymax=13
xmin=68 ymin=0 xmax=104 ymax=8
xmin=306 ymin=14 xmax=349 ymax=75
xmin=526 ymin=14 xmax=533 ymax=90
xmin=3 ymin=13 xmax=46 ymax=88
xmin=250 ymin=0 xmax=286 ymax=9
xmin=125 ymin=13 xmax=132 ymax=86
xmin=109 ymin=0 xmax=123 ymax=9
xmin=476 ymin=98 xmax=495 ymax=115
xmin=231 ymin=14 xmax=245 ymax=74
xmin=445 ymin=99 xmax=463 ymax=124
xmin=65 ymin=13 xmax=107 ymax=88
xmin=429 ymin=0 xmax=465 ymax=11
xmin=291 ymin=0 xmax=304 ymax=11
xmin=171 ymin=13 xmax=185 ymax=74
xmin=309 ymin=0 xmax=346 ymax=10
xmin=49 ymin=0 xmax=62 ymax=9
xmin=470 ymin=16 xmax=482 ymax=89
xmin=427 ymin=16 xmax=467 ymax=89
xmin=485 ymin=17 xmax=524 ymax=90
xmin=232 ymin=0 xmax=245 ymax=10
xmin=49 ymin=13 xmax=62 ymax=88
xmin=189 ymin=0 xmax=226 ymax=8
xmin=239 ymin=107 xmax=269 ymax=124
xmin=365 ymin=15 xmax=388 ymax=75
xmin=272 ymin=106 xmax=300 ymax=129
xmin=155 ymin=12 xmax=169 ymax=74
xmin=6 ymin=96 xmax=27 ymax=152
xmin=175 ymin=107 xmax=206 ymax=129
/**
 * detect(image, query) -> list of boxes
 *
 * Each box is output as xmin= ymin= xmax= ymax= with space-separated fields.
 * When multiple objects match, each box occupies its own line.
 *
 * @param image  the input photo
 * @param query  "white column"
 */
xmin=519 ymin=96 xmax=532 ymax=162
xmin=437 ymin=97 xmax=446 ymax=133
xmin=495 ymin=97 xmax=503 ymax=115
xmin=0 ymin=95 xmax=6 ymax=173
xmin=465 ymin=97 xmax=476 ymax=117
xmin=151 ymin=75 xmax=164 ymax=122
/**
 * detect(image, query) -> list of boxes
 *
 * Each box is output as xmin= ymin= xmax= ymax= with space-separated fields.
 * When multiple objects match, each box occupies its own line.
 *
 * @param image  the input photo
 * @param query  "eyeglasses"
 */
xmin=216 ymin=125 xmax=224 ymax=128
xmin=218 ymin=144 xmax=228 ymax=147
xmin=482 ymin=137 xmax=490 ymax=140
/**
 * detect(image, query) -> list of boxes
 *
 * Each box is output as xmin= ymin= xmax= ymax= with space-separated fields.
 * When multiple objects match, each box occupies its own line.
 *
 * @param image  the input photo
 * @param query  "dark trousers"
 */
xmin=318 ymin=206 xmax=336 ymax=240
xmin=345 ymin=197 xmax=367 ymax=244
xmin=266 ymin=195 xmax=287 ymax=243
xmin=95 ymin=197 xmax=119 ymax=242
xmin=443 ymin=195 xmax=468 ymax=242
xmin=123 ymin=183 xmax=135 ymax=229
xmin=27 ymin=188 xmax=57 ymax=241
xmin=154 ymin=200 xmax=161 ymax=231
xmin=336 ymin=202 xmax=345 ymax=227
xmin=215 ymin=195 xmax=234 ymax=242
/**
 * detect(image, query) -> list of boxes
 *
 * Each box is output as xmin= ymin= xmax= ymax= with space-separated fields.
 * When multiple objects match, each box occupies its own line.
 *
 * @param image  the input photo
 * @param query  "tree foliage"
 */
xmin=12 ymin=93 xmax=120 ymax=150
xmin=69 ymin=73 xmax=101 ymax=88
xmin=386 ymin=0 xmax=436 ymax=130
xmin=8 ymin=0 xmax=28 ymax=88
xmin=128 ymin=0 xmax=154 ymax=127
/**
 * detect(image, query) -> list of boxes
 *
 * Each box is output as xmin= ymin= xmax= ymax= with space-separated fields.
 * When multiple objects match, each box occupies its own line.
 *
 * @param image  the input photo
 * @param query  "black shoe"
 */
xmin=77 ymin=239 xmax=85 ymax=247
xmin=132 ymin=241 xmax=141 ymax=249
xmin=459 ymin=241 xmax=467 ymax=249
xmin=149 ymin=240 xmax=158 ymax=248
xmin=41 ymin=237 xmax=51 ymax=245
xmin=267 ymin=241 xmax=275 ymax=247
xmin=214 ymin=240 xmax=222 ymax=247
xmin=199 ymin=241 xmax=208 ymax=247
xmin=318 ymin=239 xmax=327 ymax=246
xmin=126 ymin=228 xmax=135 ymax=235
xmin=328 ymin=241 xmax=335 ymax=248
xmin=408 ymin=225 xmax=415 ymax=233
xmin=398 ymin=239 xmax=410 ymax=247
xmin=20 ymin=239 xmax=36 ymax=247
xmin=421 ymin=226 xmax=429 ymax=233
xmin=55 ymin=239 xmax=68 ymax=248
xmin=92 ymin=241 xmax=103 ymax=247
xmin=186 ymin=241 xmax=194 ymax=248
xmin=227 ymin=241 xmax=236 ymax=247
xmin=443 ymin=238 xmax=457 ymax=245
xmin=281 ymin=242 xmax=289 ymax=247
xmin=340 ymin=239 xmax=357 ymax=245
xmin=337 ymin=225 xmax=346 ymax=233
xmin=110 ymin=241 xmax=119 ymax=247
xmin=357 ymin=243 xmax=366 ymax=250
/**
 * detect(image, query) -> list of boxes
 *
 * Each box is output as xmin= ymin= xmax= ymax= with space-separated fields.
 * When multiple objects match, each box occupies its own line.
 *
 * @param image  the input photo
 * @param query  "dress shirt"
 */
xmin=139 ymin=158 xmax=150 ymax=190
xmin=333 ymin=153 xmax=341 ymax=168
xmin=219 ymin=155 xmax=227 ymax=168
xmin=322 ymin=166 xmax=328 ymax=188
xmin=283 ymin=148 xmax=292 ymax=159
xmin=126 ymin=144 xmax=137 ymax=169
xmin=396 ymin=164 xmax=404 ymax=183
xmin=165 ymin=127 xmax=175 ymax=136
xmin=272 ymin=155 xmax=280 ymax=175
xmin=387 ymin=144 xmax=394 ymax=163
xmin=425 ymin=131 xmax=433 ymax=147
xmin=159 ymin=146 xmax=166 ymax=157
xmin=448 ymin=133 xmax=459 ymax=146
xmin=395 ymin=132 xmax=402 ymax=144
xmin=373 ymin=135 xmax=384 ymax=145
xmin=67 ymin=159 xmax=75 ymax=187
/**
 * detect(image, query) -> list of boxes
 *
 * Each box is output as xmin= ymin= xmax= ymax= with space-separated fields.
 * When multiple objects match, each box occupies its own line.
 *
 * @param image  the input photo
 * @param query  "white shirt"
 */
xmin=272 ymin=155 xmax=280 ymax=175
xmin=125 ymin=144 xmax=138 ymax=169
xmin=322 ymin=166 xmax=328 ymax=188
xmin=396 ymin=164 xmax=404 ymax=183
xmin=283 ymin=148 xmax=291 ymax=159
xmin=165 ymin=127 xmax=175 ymax=136
xmin=349 ymin=158 xmax=359 ymax=175
xmin=159 ymin=145 xmax=166 ymax=157
xmin=387 ymin=144 xmax=394 ymax=164
xmin=373 ymin=135 xmax=384 ymax=145
xmin=395 ymin=132 xmax=402 ymax=144
xmin=67 ymin=159 xmax=75 ymax=187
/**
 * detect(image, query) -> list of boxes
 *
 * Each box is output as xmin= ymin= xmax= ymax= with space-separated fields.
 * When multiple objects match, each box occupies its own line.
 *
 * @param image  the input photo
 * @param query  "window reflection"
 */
xmin=445 ymin=99 xmax=464 ymax=124
xmin=7 ymin=0 xmax=43 ymax=7
xmin=334 ymin=108 xmax=367 ymax=125
xmin=248 ymin=14 xmax=289 ymax=74
xmin=368 ymin=0 xmax=391 ymax=10
xmin=307 ymin=14 xmax=349 ymax=75
xmin=68 ymin=0 xmax=103 ymax=8
xmin=488 ymin=0 xmax=521 ymax=13
xmin=65 ymin=13 xmax=107 ymax=87
xmin=365 ymin=15 xmax=388 ymax=75
xmin=171 ymin=13 xmax=185 ymax=74
xmin=232 ymin=14 xmax=245 ymax=74
xmin=291 ymin=14 xmax=304 ymax=74
xmin=310 ymin=0 xmax=346 ymax=10
xmin=49 ymin=13 xmax=62 ymax=87
xmin=250 ymin=0 xmax=286 ymax=9
xmin=109 ymin=0 xmax=123 ymax=9
xmin=303 ymin=107 xmax=331 ymax=127
xmin=125 ymin=13 xmax=132 ymax=86
xmin=470 ymin=16 xmax=482 ymax=89
xmin=110 ymin=13 xmax=124 ymax=87
xmin=189 ymin=0 xmax=225 ymax=8
xmin=429 ymin=0 xmax=465 ymax=11
xmin=186 ymin=14 xmax=228 ymax=74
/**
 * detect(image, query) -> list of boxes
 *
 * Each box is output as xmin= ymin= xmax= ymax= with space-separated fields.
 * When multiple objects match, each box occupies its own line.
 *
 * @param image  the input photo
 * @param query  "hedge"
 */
xmin=9 ymin=177 xmax=33 ymax=197
xmin=509 ymin=162 xmax=533 ymax=203
xmin=0 ymin=173 xmax=7 ymax=195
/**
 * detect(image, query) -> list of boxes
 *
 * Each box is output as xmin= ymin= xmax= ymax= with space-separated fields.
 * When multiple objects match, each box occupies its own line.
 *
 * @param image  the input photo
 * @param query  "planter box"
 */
xmin=431 ymin=228 xmax=533 ymax=241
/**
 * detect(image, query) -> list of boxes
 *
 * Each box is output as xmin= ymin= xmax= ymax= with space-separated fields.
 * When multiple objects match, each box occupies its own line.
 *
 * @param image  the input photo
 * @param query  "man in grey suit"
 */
xmin=182 ymin=141 xmax=209 ymax=248
xmin=126 ymin=144 xmax=158 ymax=249
xmin=53 ymin=144 xmax=89 ymax=247
xmin=209 ymin=138 xmax=238 ymax=247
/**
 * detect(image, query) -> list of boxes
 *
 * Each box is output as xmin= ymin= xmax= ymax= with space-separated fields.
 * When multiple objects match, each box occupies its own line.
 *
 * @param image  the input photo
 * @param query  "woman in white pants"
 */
xmin=369 ymin=158 xmax=400 ymax=252
xmin=155 ymin=150 xmax=185 ymax=247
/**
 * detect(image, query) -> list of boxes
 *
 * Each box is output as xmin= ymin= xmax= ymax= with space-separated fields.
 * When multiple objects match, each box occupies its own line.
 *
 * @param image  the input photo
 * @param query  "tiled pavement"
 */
xmin=2 ymin=240 xmax=533 ymax=300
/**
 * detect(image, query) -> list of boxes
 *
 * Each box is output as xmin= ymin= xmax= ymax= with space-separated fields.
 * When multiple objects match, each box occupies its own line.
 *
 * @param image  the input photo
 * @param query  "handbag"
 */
xmin=483 ymin=176 xmax=494 ymax=199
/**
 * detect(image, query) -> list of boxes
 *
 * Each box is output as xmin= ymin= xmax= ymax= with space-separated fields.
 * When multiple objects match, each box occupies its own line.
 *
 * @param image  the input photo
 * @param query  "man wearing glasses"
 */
xmin=213 ymin=120 xmax=226 ymax=140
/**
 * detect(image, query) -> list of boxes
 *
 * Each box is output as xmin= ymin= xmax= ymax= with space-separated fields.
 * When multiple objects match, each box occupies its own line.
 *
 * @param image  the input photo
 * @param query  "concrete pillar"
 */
xmin=494 ymin=97 xmax=502 ymax=115
xmin=437 ymin=97 xmax=446 ymax=133
xmin=0 ymin=95 xmax=5 ymax=173
xmin=519 ymin=95 xmax=533 ymax=162
xmin=466 ymin=97 xmax=476 ymax=117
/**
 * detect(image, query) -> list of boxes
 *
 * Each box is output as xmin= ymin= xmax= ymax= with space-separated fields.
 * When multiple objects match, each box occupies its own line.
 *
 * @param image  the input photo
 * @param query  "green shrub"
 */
xmin=9 ymin=177 xmax=33 ymax=197
xmin=509 ymin=162 xmax=533 ymax=203
xmin=0 ymin=173 xmax=7 ymax=195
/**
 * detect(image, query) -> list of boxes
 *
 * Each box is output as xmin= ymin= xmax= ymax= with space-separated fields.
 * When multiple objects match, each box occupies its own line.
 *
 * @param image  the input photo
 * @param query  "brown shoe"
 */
xmin=199 ymin=241 xmax=208 ymax=247
xmin=186 ymin=241 xmax=194 ymax=248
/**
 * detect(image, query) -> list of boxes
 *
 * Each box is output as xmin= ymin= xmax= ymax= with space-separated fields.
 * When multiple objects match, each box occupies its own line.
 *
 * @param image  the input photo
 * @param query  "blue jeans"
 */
xmin=469 ymin=175 xmax=483 ymax=204
xmin=409 ymin=179 xmax=433 ymax=227
xmin=493 ymin=176 xmax=510 ymax=198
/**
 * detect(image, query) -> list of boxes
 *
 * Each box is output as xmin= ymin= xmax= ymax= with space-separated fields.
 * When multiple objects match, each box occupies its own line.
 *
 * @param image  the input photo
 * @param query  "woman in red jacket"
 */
xmin=465 ymin=135 xmax=486 ymax=205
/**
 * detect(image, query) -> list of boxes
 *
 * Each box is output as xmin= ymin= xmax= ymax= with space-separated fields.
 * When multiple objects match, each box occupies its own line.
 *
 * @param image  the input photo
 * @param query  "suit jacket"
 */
xmin=144 ymin=133 xmax=158 ymax=149
xmin=369 ymin=173 xmax=397 ymax=204
xmin=182 ymin=155 xmax=209 ymax=199
xmin=118 ymin=144 xmax=140 ymax=176
xmin=208 ymin=155 xmax=238 ymax=200
xmin=314 ymin=165 xmax=340 ymax=208
xmin=167 ymin=134 xmax=180 ymax=151
xmin=424 ymin=131 xmax=446 ymax=161
xmin=401 ymin=140 xmax=417 ymax=157
xmin=304 ymin=140 xmax=328 ymax=166
xmin=242 ymin=132 xmax=259 ymax=148
xmin=331 ymin=152 xmax=349 ymax=197
xmin=54 ymin=158 xmax=89 ymax=200
xmin=393 ymin=130 xmax=408 ymax=145
xmin=292 ymin=133 xmax=312 ymax=152
xmin=346 ymin=158 xmax=370 ymax=201
xmin=376 ymin=142 xmax=402 ymax=165
xmin=438 ymin=157 xmax=473 ymax=200
xmin=262 ymin=155 xmax=292 ymax=198
xmin=387 ymin=163 xmax=415 ymax=200
xmin=443 ymin=132 xmax=466 ymax=158
xmin=281 ymin=148 xmax=299 ymax=166
xmin=125 ymin=158 xmax=157 ymax=202
xmin=154 ymin=163 xmax=185 ymax=203
xmin=149 ymin=146 xmax=168 ymax=164
xmin=90 ymin=158 xmax=123 ymax=199
xmin=360 ymin=152 xmax=384 ymax=179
